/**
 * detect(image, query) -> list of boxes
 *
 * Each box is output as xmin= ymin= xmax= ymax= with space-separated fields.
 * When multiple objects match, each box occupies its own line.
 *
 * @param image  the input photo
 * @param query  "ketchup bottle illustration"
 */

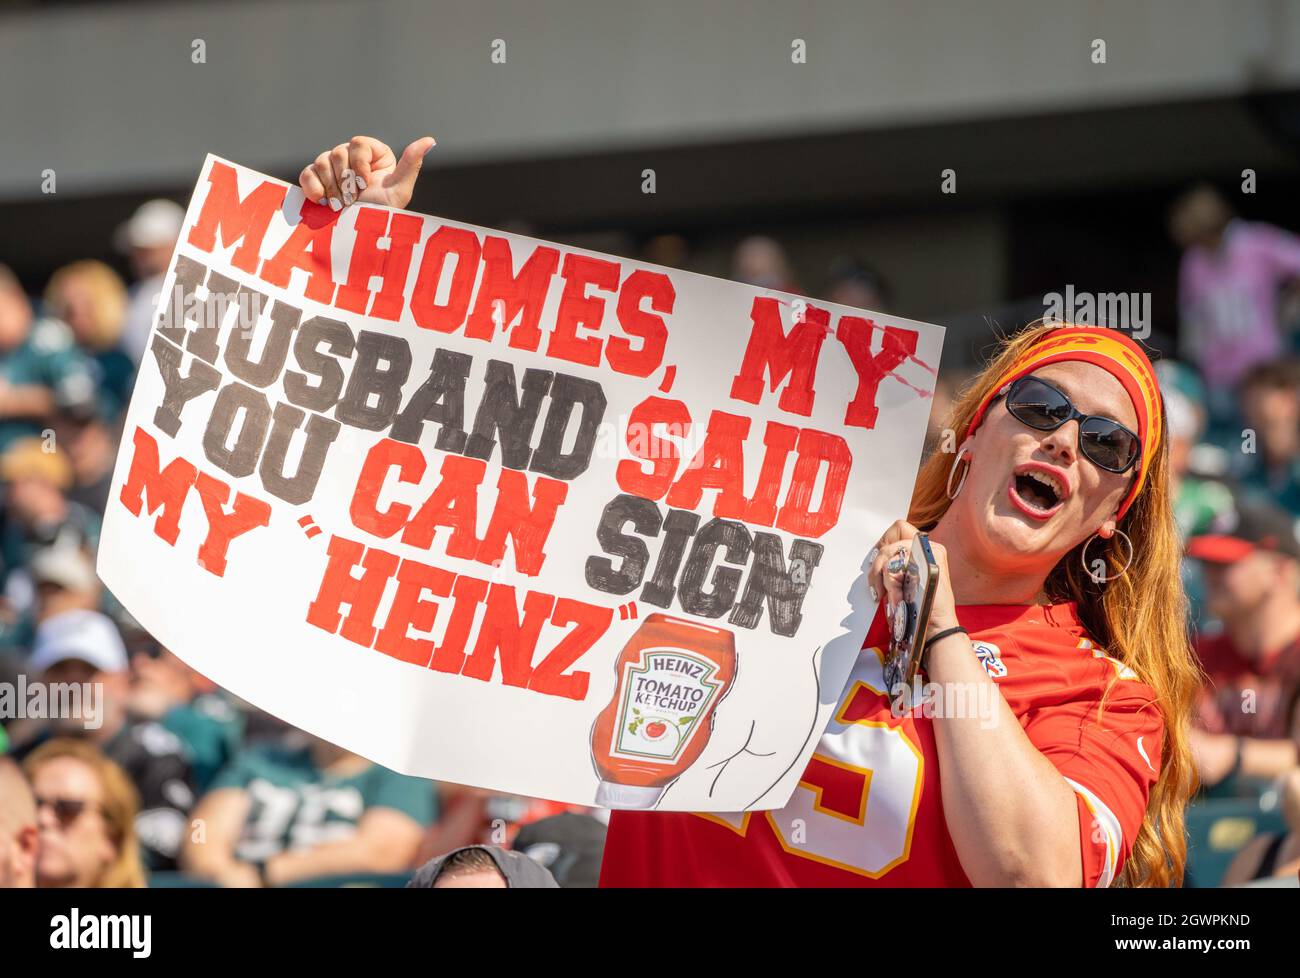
xmin=590 ymin=613 xmax=737 ymax=809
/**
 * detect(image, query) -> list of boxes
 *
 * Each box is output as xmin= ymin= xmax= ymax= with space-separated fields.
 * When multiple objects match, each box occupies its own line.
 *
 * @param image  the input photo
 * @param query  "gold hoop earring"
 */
xmin=946 ymin=446 xmax=971 ymax=500
xmin=1081 ymin=528 xmax=1133 ymax=585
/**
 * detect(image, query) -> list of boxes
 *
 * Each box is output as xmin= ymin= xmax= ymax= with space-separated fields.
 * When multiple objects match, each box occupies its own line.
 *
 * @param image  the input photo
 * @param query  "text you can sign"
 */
xmin=98 ymin=157 xmax=944 ymax=811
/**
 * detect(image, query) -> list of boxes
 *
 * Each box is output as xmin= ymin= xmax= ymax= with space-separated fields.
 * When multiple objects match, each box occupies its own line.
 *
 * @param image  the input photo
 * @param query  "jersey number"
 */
xmin=700 ymin=651 xmax=924 ymax=878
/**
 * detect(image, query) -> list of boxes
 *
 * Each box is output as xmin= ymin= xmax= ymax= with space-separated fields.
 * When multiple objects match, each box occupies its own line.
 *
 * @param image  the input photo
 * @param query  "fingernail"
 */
xmin=329 ymin=198 xmax=342 ymax=212
xmin=869 ymin=585 xmax=878 ymax=603
xmin=356 ymin=177 xmax=366 ymax=190
xmin=343 ymin=192 xmax=354 ymax=206
xmin=318 ymin=198 xmax=327 ymax=206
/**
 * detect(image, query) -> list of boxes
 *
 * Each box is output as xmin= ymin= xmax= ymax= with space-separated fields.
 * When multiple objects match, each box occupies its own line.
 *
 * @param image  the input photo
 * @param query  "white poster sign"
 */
xmin=98 ymin=156 xmax=944 ymax=811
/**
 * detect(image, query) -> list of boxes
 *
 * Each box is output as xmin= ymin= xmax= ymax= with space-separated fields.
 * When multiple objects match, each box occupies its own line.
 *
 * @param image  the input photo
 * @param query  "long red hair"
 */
xmin=910 ymin=321 xmax=1200 ymax=887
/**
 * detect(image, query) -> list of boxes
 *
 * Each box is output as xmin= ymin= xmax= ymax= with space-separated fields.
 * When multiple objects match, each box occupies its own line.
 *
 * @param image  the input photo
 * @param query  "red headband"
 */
xmin=964 ymin=326 xmax=1162 ymax=520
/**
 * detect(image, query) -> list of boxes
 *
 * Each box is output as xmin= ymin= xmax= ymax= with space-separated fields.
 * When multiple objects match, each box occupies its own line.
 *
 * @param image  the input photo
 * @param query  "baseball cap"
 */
xmin=29 ymin=545 xmax=99 ymax=593
xmin=1154 ymin=359 xmax=1206 ymax=412
xmin=1186 ymin=498 xmax=1300 ymax=564
xmin=406 ymin=844 xmax=560 ymax=888
xmin=114 ymin=199 xmax=184 ymax=252
xmin=29 ymin=610 xmax=128 ymax=674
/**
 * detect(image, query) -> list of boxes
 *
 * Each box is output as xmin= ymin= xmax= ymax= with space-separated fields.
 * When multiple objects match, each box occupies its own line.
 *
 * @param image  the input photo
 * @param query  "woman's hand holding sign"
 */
xmin=299 ymin=135 xmax=435 ymax=211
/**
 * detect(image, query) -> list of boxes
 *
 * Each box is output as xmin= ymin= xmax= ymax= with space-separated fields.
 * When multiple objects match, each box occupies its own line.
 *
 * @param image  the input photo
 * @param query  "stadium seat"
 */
xmin=1183 ymin=796 xmax=1287 ymax=888
xmin=147 ymin=871 xmax=219 ymax=888
xmin=281 ymin=872 xmax=413 ymax=888
xmin=1233 ymin=875 xmax=1299 ymax=888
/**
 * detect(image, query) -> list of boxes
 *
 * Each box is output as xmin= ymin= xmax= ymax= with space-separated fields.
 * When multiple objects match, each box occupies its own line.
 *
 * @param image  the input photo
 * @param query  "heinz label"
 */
xmin=611 ymin=648 xmax=724 ymax=763
xmin=590 ymin=614 xmax=738 ymax=809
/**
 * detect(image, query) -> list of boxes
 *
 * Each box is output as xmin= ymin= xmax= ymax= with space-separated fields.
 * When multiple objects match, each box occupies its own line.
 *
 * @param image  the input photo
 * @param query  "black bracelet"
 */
xmin=920 ymin=626 xmax=968 ymax=673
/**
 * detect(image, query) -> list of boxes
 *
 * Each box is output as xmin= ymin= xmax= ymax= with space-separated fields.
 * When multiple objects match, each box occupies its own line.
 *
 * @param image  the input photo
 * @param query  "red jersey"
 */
xmin=599 ymin=601 xmax=1163 ymax=887
xmin=1194 ymin=629 xmax=1300 ymax=740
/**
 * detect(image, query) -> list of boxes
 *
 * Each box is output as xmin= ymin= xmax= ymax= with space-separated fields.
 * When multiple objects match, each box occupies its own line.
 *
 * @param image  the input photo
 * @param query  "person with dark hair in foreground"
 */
xmin=407 ymin=845 xmax=558 ymax=889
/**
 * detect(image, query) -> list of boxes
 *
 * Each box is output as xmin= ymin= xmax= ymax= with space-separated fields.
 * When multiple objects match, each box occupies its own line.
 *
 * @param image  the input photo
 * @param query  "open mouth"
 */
xmin=1007 ymin=465 xmax=1067 ymax=519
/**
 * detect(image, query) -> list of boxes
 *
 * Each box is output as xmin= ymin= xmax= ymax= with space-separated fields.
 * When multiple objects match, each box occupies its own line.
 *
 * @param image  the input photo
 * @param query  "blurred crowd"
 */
xmin=2 ymin=182 xmax=1300 ymax=888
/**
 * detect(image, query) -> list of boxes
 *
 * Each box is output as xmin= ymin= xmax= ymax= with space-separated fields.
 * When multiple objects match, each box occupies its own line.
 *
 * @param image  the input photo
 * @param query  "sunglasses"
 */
xmin=999 ymin=375 xmax=1142 ymax=473
xmin=35 ymin=796 xmax=101 ymax=828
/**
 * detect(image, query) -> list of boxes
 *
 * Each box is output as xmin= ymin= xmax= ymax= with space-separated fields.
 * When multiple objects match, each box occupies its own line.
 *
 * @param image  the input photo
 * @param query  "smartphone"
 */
xmin=883 ymin=532 xmax=941 ymax=696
